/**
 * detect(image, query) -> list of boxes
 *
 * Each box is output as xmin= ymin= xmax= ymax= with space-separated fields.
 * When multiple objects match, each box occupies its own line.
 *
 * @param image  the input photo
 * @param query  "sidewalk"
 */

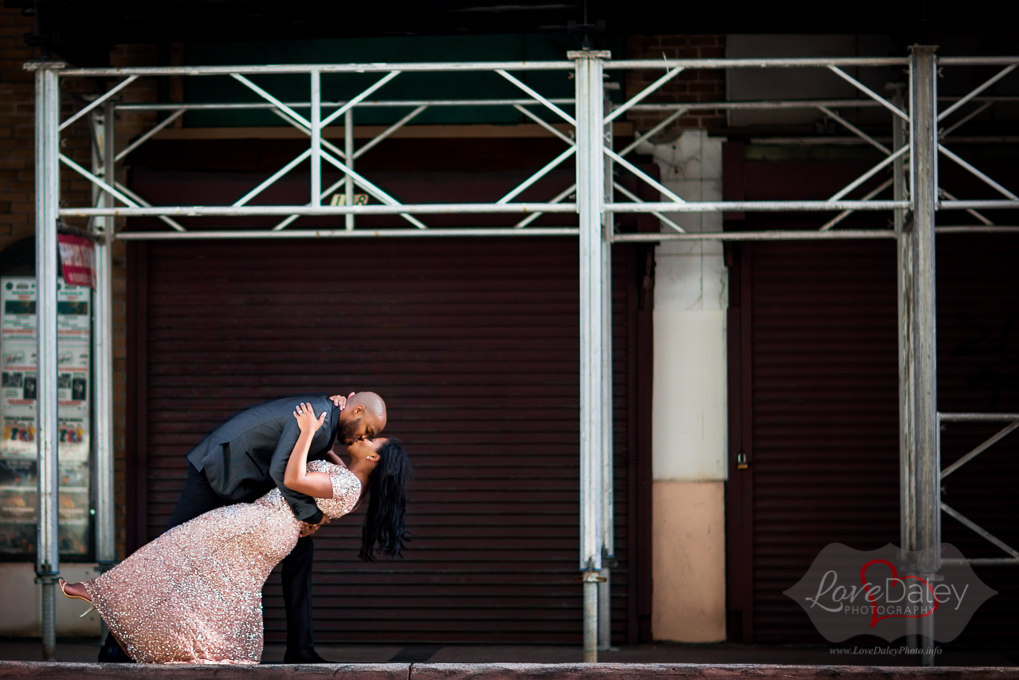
xmin=1 ymin=639 xmax=1017 ymax=667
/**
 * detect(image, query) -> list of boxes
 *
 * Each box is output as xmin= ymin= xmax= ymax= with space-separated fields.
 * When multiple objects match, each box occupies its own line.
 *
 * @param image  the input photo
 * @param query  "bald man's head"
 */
xmin=337 ymin=391 xmax=388 ymax=443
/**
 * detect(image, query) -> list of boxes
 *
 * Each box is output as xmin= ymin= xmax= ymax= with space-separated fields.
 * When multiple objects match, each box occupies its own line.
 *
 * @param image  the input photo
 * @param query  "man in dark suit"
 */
xmin=99 ymin=391 xmax=387 ymax=664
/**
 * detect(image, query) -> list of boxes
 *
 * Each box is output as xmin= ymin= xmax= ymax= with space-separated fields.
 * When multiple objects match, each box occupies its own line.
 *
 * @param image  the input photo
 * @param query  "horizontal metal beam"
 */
xmin=939 ymin=412 xmax=1019 ymax=422
xmin=607 ymin=58 xmax=909 ymax=69
xmin=940 ymin=200 xmax=1019 ymax=210
xmin=750 ymin=135 xmax=1019 ymax=146
xmin=942 ymin=558 xmax=1019 ymax=566
xmin=630 ymin=99 xmax=886 ymax=112
xmin=61 ymin=62 xmax=577 ymax=76
xmin=59 ymin=57 xmax=910 ymax=79
xmin=614 ymin=224 xmax=1019 ymax=243
xmin=115 ymin=227 xmax=580 ymax=240
xmin=939 ymin=57 xmax=1019 ymax=65
xmin=112 ymin=95 xmax=1019 ymax=114
xmin=60 ymin=203 xmax=578 ymax=217
xmin=608 ymin=200 xmax=909 ymax=213
xmin=116 ymin=98 xmax=575 ymax=112
xmin=935 ymin=226 xmax=1019 ymax=233
xmin=613 ymin=230 xmax=896 ymax=242
xmin=64 ymin=200 xmax=918 ymax=219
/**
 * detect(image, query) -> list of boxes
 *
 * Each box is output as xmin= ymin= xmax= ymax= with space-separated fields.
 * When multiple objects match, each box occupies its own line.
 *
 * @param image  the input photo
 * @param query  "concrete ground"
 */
xmin=1 ymin=639 xmax=1017 ymax=667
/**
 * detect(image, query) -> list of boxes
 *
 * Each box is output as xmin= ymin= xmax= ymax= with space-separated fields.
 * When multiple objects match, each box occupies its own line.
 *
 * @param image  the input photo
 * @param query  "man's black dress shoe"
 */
xmin=283 ymin=648 xmax=331 ymax=664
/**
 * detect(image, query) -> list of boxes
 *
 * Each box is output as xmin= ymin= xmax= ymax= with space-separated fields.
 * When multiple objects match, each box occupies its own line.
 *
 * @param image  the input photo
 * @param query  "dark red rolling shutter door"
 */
xmin=934 ymin=234 xmax=1019 ymax=646
xmin=741 ymin=236 xmax=1019 ymax=645
xmin=132 ymin=238 xmax=636 ymax=644
xmin=747 ymin=240 xmax=901 ymax=643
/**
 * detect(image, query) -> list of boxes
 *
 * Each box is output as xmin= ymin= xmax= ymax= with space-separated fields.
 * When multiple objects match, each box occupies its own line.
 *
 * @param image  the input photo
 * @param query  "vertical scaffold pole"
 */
xmin=572 ymin=49 xmax=610 ymax=663
xmin=892 ymin=82 xmax=919 ymax=653
xmin=598 ymin=93 xmax=614 ymax=652
xmin=33 ymin=62 xmax=62 ymax=662
xmin=310 ymin=71 xmax=322 ymax=207
xmin=910 ymin=45 xmax=940 ymax=667
xmin=94 ymin=102 xmax=117 ymax=574
xmin=345 ymin=109 xmax=354 ymax=230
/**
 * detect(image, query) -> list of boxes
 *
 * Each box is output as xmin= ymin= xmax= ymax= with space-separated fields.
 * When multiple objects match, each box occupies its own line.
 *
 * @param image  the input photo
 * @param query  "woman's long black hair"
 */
xmin=359 ymin=438 xmax=412 ymax=562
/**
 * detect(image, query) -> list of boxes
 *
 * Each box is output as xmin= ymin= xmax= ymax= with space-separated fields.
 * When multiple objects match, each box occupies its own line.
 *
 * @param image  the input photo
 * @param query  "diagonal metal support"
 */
xmin=938 ymin=64 xmax=1017 ymax=122
xmin=271 ymin=174 xmax=355 ymax=231
xmin=321 ymin=71 xmax=402 ymax=128
xmin=617 ymin=107 xmax=689 ymax=157
xmin=938 ymin=187 xmax=993 ymax=226
xmin=828 ymin=66 xmax=910 ymax=122
xmin=614 ymin=182 xmax=685 ymax=233
xmin=59 ymin=154 xmax=138 ymax=207
xmin=115 ymin=181 xmax=186 ymax=232
xmin=605 ymin=147 xmax=686 ymax=204
xmin=60 ymin=75 xmax=139 ymax=131
xmin=939 ymin=144 xmax=1019 ymax=200
xmin=829 ymin=145 xmax=908 ymax=201
xmin=515 ymin=183 xmax=576 ymax=228
xmin=498 ymin=147 xmax=576 ymax=204
xmin=820 ymin=177 xmax=894 ymax=231
xmin=321 ymin=149 xmax=427 ymax=229
xmin=941 ymin=502 xmax=1019 ymax=558
xmin=496 ymin=69 xmax=577 ymax=126
xmin=605 ymin=66 xmax=685 ymax=123
xmin=817 ymin=105 xmax=890 ymax=154
xmin=940 ymin=101 xmax=993 ymax=139
xmin=115 ymin=108 xmax=185 ymax=163
xmin=268 ymin=108 xmax=347 ymax=160
xmin=514 ymin=104 xmax=575 ymax=145
xmin=232 ymin=74 xmax=312 ymax=128
xmin=233 ymin=148 xmax=313 ymax=206
xmin=354 ymin=105 xmax=428 ymax=160
xmin=940 ymin=419 xmax=1019 ymax=479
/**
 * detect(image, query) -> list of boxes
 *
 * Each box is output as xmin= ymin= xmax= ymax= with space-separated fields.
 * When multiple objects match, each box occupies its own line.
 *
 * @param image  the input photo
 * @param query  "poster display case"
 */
xmin=0 ymin=277 xmax=92 ymax=558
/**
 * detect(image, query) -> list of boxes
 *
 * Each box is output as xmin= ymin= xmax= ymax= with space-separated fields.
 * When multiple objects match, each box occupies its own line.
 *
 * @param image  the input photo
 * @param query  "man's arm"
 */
xmin=268 ymin=416 xmax=325 ymax=523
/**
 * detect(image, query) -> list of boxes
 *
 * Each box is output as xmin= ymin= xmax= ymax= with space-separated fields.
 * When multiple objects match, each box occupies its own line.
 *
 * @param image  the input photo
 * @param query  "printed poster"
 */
xmin=0 ymin=277 xmax=91 ymax=459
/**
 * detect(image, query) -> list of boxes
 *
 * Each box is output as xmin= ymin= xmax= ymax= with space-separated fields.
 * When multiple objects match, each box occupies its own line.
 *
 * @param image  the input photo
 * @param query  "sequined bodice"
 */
xmin=255 ymin=460 xmax=363 ymax=521
xmin=83 ymin=461 xmax=363 ymax=664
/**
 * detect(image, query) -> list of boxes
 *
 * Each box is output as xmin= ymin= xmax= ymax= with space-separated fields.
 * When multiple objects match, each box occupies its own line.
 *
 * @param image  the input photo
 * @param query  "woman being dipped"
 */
xmin=59 ymin=402 xmax=412 ymax=664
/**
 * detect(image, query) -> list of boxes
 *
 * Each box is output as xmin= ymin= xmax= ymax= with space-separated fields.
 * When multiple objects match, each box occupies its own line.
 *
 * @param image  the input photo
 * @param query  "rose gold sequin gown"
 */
xmin=82 ymin=461 xmax=362 ymax=664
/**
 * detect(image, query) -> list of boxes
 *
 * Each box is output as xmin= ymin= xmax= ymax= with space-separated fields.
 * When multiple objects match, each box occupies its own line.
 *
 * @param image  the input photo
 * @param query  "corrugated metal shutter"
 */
xmin=733 ymin=236 xmax=1019 ymax=645
xmin=934 ymin=234 xmax=1019 ymax=646
xmin=129 ymin=237 xmax=638 ymax=644
xmin=746 ymin=240 xmax=901 ymax=644
xmin=725 ymin=147 xmax=1019 ymax=645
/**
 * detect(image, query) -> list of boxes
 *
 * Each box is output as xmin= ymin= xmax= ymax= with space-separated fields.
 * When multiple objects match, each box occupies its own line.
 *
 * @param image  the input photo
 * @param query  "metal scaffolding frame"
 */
xmin=26 ymin=48 xmax=1019 ymax=663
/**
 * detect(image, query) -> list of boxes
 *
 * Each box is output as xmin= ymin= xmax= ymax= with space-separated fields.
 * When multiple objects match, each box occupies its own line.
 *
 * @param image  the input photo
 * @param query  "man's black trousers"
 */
xmin=99 ymin=462 xmax=316 ymax=661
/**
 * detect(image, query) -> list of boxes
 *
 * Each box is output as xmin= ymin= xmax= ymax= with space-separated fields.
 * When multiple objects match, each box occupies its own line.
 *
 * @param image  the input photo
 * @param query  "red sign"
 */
xmin=57 ymin=234 xmax=96 ymax=289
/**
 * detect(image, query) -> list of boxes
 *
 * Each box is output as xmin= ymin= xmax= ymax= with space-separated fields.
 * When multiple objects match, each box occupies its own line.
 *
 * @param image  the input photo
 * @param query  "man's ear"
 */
xmin=353 ymin=404 xmax=365 ymax=416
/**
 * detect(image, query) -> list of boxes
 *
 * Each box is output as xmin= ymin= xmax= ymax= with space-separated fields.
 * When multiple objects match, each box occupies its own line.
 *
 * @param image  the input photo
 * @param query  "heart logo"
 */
xmin=860 ymin=559 xmax=939 ymax=628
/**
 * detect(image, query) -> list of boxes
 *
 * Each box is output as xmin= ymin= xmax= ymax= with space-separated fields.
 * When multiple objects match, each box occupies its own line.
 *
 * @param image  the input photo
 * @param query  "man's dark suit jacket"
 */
xmin=186 ymin=395 xmax=340 ymax=522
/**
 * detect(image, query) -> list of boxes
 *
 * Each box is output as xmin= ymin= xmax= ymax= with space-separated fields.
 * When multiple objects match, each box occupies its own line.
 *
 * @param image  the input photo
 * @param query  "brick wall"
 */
xmin=624 ymin=35 xmax=726 ymax=141
xmin=0 ymin=3 xmax=159 ymax=561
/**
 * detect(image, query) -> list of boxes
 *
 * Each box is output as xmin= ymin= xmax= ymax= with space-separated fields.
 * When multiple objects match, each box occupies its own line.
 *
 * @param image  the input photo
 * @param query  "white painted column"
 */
xmin=645 ymin=130 xmax=728 ymax=642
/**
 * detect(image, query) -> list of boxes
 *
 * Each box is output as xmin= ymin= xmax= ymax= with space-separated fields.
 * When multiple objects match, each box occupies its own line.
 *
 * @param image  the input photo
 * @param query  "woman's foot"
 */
xmin=58 ymin=578 xmax=92 ymax=603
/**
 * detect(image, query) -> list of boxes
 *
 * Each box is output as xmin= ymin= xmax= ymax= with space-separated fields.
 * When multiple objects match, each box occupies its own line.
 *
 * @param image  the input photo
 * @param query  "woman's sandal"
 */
xmin=58 ymin=578 xmax=96 ymax=618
